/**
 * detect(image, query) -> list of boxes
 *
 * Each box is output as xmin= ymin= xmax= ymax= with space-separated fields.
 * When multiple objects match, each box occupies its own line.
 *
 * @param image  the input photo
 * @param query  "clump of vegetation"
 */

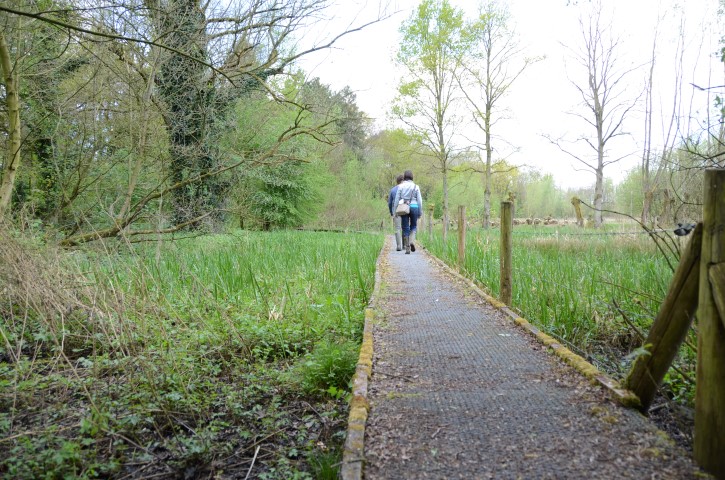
xmin=298 ymin=339 xmax=360 ymax=397
xmin=1 ymin=229 xmax=382 ymax=479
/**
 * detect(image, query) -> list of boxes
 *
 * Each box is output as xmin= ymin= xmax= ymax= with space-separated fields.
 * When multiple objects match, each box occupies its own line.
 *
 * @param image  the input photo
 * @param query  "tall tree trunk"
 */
xmin=152 ymin=0 xmax=215 ymax=227
xmin=436 ymin=94 xmax=449 ymax=242
xmin=442 ymin=166 xmax=449 ymax=242
xmin=483 ymin=180 xmax=491 ymax=229
xmin=594 ymin=166 xmax=604 ymax=227
xmin=483 ymin=112 xmax=492 ymax=229
xmin=120 ymin=66 xmax=157 ymax=220
xmin=642 ymin=189 xmax=654 ymax=226
xmin=0 ymin=33 xmax=21 ymax=218
xmin=663 ymin=188 xmax=674 ymax=224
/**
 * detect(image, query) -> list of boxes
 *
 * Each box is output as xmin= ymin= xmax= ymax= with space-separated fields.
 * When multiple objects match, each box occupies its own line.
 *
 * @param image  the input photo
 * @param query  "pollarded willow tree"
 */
xmin=553 ymin=1 xmax=640 ymax=228
xmin=393 ymin=0 xmax=472 ymax=242
xmin=459 ymin=1 xmax=538 ymax=229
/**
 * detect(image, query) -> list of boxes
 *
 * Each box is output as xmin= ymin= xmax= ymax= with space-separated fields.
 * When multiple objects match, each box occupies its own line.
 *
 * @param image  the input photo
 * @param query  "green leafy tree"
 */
xmin=393 ymin=0 xmax=471 ymax=241
xmin=0 ymin=0 xmax=386 ymax=243
xmin=518 ymin=172 xmax=568 ymax=219
xmin=459 ymin=0 xmax=539 ymax=228
xmin=244 ymin=160 xmax=324 ymax=230
xmin=223 ymin=76 xmax=342 ymax=230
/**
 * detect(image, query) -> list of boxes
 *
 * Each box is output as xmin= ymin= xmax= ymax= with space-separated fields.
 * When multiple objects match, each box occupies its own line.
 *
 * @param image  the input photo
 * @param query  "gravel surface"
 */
xmin=363 ymin=239 xmax=706 ymax=479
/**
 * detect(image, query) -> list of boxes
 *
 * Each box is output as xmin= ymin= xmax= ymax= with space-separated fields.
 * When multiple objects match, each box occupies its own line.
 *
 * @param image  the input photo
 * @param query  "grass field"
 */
xmin=422 ymin=223 xmax=697 ymax=402
xmin=0 ymin=230 xmax=383 ymax=479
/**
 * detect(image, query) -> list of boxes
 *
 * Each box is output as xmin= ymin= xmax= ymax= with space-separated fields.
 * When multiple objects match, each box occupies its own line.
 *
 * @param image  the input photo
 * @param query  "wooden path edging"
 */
xmin=424 ymin=250 xmax=641 ymax=408
xmin=340 ymin=241 xmax=386 ymax=480
xmin=340 ymin=308 xmax=374 ymax=480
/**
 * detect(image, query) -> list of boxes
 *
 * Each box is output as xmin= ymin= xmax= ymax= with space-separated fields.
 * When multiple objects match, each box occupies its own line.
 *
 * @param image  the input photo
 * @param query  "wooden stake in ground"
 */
xmin=458 ymin=205 xmax=466 ymax=271
xmin=500 ymin=201 xmax=513 ymax=306
xmin=695 ymin=169 xmax=725 ymax=477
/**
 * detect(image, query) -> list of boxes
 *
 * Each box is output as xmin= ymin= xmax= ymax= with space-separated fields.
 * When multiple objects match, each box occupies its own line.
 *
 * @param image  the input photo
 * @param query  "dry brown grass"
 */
xmin=0 ymin=222 xmax=131 ymax=363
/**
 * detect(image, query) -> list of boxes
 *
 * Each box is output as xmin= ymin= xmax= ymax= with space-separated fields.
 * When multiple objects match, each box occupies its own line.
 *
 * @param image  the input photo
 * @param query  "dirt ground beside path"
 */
xmin=363 ymin=240 xmax=706 ymax=479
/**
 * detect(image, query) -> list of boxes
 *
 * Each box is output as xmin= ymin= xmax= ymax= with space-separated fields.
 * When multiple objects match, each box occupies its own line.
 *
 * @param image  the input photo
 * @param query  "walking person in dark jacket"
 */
xmin=388 ymin=175 xmax=404 ymax=251
xmin=393 ymin=170 xmax=423 ymax=254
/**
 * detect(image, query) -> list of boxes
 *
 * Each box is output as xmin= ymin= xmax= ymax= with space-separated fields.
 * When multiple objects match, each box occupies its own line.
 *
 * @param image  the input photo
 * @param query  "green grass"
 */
xmin=423 ymin=224 xmax=696 ymax=396
xmin=1 ymin=230 xmax=382 ymax=479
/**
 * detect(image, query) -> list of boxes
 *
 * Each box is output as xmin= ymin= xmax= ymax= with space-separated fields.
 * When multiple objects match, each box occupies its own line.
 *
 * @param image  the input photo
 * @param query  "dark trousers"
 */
xmin=401 ymin=207 xmax=419 ymax=237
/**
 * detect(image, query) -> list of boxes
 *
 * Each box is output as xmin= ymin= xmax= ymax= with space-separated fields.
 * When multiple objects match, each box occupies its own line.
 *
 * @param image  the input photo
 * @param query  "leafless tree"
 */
xmin=641 ymin=15 xmax=686 ymax=227
xmin=552 ymin=1 xmax=640 ymax=227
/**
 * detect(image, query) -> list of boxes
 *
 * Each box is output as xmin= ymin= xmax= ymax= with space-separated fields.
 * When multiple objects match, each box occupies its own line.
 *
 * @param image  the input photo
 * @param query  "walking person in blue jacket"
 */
xmin=388 ymin=174 xmax=404 ymax=251
xmin=393 ymin=170 xmax=423 ymax=254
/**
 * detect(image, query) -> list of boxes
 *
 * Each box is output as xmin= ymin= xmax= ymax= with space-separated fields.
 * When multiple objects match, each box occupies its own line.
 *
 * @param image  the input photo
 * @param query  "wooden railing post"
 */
xmin=695 ymin=169 xmax=725 ymax=477
xmin=427 ymin=204 xmax=434 ymax=238
xmin=500 ymin=201 xmax=513 ymax=305
xmin=624 ymin=224 xmax=702 ymax=411
xmin=458 ymin=205 xmax=466 ymax=270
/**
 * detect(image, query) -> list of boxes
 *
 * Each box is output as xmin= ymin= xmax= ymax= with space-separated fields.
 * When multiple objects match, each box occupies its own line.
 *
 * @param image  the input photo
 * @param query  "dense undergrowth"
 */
xmin=0 ymin=228 xmax=382 ymax=479
xmin=423 ymin=223 xmax=697 ymax=405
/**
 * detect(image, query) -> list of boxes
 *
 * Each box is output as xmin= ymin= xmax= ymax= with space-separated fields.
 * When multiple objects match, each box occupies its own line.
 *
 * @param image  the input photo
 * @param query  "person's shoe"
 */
xmin=410 ymin=231 xmax=416 ymax=252
xmin=404 ymin=236 xmax=411 ymax=254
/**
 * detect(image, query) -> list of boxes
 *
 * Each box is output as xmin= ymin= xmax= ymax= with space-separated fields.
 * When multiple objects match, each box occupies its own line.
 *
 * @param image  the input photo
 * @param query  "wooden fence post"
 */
xmin=427 ymin=204 xmax=434 ymax=237
xmin=458 ymin=205 xmax=466 ymax=270
xmin=500 ymin=201 xmax=513 ymax=305
xmin=695 ymin=169 xmax=725 ymax=477
xmin=623 ymin=223 xmax=702 ymax=411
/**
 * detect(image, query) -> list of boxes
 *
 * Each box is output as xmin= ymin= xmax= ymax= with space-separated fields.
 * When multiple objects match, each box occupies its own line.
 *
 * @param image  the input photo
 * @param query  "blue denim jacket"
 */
xmin=388 ymin=185 xmax=399 ymax=216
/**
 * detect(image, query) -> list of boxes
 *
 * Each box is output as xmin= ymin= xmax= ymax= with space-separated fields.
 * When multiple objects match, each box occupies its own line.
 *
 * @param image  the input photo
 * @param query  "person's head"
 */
xmin=404 ymin=170 xmax=414 ymax=181
xmin=396 ymin=174 xmax=404 ymax=185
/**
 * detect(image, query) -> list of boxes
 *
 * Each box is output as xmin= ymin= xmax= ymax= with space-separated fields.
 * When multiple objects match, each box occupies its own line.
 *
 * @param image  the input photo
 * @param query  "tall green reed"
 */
xmin=91 ymin=230 xmax=382 ymax=361
xmin=424 ymin=226 xmax=671 ymax=356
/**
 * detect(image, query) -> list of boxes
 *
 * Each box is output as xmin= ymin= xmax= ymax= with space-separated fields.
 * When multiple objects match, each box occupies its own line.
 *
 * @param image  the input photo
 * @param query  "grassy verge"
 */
xmin=423 ymin=224 xmax=696 ymax=403
xmin=0 ymin=229 xmax=382 ymax=479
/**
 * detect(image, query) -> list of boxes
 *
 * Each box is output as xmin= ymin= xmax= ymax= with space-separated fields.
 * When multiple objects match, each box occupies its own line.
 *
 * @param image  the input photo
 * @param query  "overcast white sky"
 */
xmin=296 ymin=0 xmax=721 ymax=189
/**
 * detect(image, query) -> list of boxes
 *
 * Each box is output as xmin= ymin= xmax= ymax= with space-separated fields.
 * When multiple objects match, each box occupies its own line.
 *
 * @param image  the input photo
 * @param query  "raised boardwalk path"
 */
xmin=357 ymin=238 xmax=703 ymax=479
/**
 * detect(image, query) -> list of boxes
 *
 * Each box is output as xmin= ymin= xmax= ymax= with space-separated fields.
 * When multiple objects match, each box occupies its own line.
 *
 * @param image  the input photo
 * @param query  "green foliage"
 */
xmin=298 ymin=340 xmax=359 ymax=396
xmin=1 ymin=231 xmax=382 ymax=478
xmin=398 ymin=0 xmax=468 ymax=68
xmin=517 ymin=172 xmax=569 ymax=218
xmin=244 ymin=160 xmax=326 ymax=229
xmin=308 ymin=448 xmax=342 ymax=480
xmin=225 ymin=76 xmax=375 ymax=230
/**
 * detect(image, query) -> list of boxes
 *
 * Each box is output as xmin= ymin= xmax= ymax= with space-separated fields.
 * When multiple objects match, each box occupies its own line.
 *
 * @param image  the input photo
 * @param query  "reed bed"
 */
xmin=1 ymin=229 xmax=382 ymax=479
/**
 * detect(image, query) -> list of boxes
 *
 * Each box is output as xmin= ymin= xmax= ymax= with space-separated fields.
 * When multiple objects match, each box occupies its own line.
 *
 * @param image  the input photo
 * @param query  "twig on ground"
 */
xmin=244 ymin=446 xmax=261 ymax=480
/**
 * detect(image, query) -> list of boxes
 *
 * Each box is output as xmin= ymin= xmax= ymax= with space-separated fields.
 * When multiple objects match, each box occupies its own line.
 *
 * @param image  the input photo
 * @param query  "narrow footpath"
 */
xmin=362 ymin=238 xmax=703 ymax=479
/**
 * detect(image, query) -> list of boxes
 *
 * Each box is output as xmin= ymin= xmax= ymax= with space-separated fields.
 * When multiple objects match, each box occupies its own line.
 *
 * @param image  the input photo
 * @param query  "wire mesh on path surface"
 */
xmin=363 ymin=237 xmax=703 ymax=479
